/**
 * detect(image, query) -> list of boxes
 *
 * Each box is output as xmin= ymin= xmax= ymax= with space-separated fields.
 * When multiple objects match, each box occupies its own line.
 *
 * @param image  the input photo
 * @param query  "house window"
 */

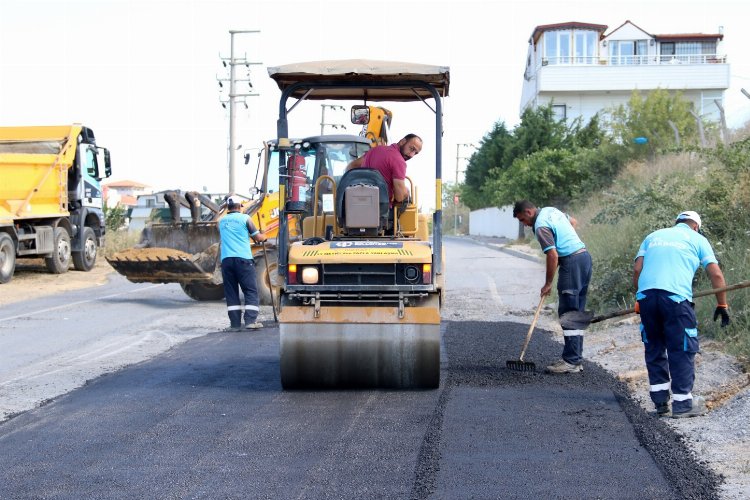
xmin=574 ymin=31 xmax=598 ymax=64
xmin=544 ymin=30 xmax=571 ymax=64
xmin=552 ymin=104 xmax=567 ymax=121
xmin=610 ymin=40 xmax=649 ymax=65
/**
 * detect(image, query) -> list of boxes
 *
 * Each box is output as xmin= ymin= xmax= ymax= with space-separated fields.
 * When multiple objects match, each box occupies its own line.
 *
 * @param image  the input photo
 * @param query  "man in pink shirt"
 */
xmin=346 ymin=134 xmax=423 ymax=206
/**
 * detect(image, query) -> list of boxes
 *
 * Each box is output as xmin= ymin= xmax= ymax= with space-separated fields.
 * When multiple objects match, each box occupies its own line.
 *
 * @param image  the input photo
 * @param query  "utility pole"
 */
xmin=454 ymin=143 xmax=476 ymax=235
xmin=320 ymin=104 xmax=347 ymax=135
xmin=219 ymin=30 xmax=261 ymax=194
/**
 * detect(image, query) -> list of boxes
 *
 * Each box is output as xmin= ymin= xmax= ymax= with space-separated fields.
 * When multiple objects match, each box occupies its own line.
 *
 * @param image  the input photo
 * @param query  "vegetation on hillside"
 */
xmin=458 ymin=90 xmax=749 ymax=362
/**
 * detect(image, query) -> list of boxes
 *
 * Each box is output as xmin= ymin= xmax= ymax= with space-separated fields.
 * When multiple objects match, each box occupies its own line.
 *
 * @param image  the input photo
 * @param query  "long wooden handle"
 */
xmin=519 ymin=296 xmax=546 ymax=361
xmin=592 ymin=280 xmax=750 ymax=323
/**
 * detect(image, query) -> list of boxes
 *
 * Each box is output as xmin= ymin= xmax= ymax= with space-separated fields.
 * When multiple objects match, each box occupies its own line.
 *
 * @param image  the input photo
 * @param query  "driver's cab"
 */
xmin=270 ymin=135 xmax=373 ymax=239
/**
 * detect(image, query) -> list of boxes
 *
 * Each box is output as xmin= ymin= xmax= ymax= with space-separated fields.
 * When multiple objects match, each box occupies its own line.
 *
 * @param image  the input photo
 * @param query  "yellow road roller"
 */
xmin=267 ymin=60 xmax=449 ymax=389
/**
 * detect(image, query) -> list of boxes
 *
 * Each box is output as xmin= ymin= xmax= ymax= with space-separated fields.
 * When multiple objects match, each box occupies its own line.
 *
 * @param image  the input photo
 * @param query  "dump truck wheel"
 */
xmin=180 ymin=282 xmax=225 ymax=301
xmin=72 ymin=227 xmax=97 ymax=272
xmin=255 ymin=249 xmax=279 ymax=306
xmin=0 ymin=233 xmax=16 ymax=284
xmin=45 ymin=227 xmax=71 ymax=274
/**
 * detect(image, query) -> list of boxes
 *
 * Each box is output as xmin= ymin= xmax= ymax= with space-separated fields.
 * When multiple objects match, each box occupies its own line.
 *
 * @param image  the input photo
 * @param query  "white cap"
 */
xmin=676 ymin=210 xmax=702 ymax=229
xmin=226 ymin=195 xmax=241 ymax=207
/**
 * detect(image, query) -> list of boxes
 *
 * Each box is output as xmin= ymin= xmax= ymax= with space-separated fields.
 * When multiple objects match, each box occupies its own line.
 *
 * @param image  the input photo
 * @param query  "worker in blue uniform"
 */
xmin=218 ymin=195 xmax=268 ymax=331
xmin=513 ymin=200 xmax=593 ymax=374
xmin=633 ymin=211 xmax=729 ymax=418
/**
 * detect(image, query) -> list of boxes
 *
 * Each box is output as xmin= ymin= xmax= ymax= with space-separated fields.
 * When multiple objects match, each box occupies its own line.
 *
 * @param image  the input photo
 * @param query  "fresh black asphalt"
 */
xmin=0 ymin=320 xmax=721 ymax=499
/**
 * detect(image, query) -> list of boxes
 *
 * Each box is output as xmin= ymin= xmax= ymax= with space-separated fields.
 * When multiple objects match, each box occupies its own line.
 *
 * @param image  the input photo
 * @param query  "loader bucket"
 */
xmin=107 ymin=221 xmax=221 ymax=283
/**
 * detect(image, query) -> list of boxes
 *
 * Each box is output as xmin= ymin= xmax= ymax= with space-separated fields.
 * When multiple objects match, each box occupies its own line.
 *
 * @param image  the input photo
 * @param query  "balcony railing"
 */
xmin=540 ymin=54 xmax=727 ymax=67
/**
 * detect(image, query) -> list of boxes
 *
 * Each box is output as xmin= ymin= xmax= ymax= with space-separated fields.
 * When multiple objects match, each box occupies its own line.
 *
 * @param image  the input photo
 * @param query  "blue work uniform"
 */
xmin=635 ymin=223 xmax=718 ymax=412
xmin=219 ymin=211 xmax=260 ymax=328
xmin=534 ymin=207 xmax=592 ymax=365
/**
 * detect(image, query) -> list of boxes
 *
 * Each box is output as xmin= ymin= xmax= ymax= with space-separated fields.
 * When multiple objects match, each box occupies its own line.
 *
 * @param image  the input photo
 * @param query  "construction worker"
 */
xmin=513 ymin=200 xmax=592 ymax=374
xmin=633 ymin=211 xmax=729 ymax=418
xmin=218 ymin=195 xmax=268 ymax=332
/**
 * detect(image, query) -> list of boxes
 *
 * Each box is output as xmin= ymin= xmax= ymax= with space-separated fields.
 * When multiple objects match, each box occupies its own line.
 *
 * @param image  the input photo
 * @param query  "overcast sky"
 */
xmin=1 ymin=0 xmax=748 ymax=207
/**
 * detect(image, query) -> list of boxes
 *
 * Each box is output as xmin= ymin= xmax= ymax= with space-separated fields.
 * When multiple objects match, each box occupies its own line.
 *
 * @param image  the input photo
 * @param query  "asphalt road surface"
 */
xmin=0 ymin=238 xmax=721 ymax=499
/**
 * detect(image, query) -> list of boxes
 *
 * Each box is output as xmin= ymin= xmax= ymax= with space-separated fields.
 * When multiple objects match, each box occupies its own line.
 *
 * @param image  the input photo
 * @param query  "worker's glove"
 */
xmin=634 ymin=301 xmax=640 ymax=315
xmin=713 ymin=305 xmax=730 ymax=327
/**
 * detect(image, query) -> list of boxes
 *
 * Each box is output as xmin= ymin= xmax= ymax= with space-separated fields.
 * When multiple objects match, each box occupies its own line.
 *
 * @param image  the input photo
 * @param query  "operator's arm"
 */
xmin=392 ymin=178 xmax=410 ymax=203
xmin=346 ymin=156 xmax=364 ymax=172
xmin=542 ymin=248 xmax=558 ymax=297
xmin=633 ymin=256 xmax=644 ymax=290
xmin=246 ymin=219 xmax=268 ymax=243
xmin=706 ymin=262 xmax=727 ymax=305
xmin=567 ymin=214 xmax=578 ymax=229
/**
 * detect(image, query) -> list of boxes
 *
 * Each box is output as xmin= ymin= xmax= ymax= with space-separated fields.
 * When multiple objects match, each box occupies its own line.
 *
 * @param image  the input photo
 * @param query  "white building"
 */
xmin=520 ymin=20 xmax=729 ymax=123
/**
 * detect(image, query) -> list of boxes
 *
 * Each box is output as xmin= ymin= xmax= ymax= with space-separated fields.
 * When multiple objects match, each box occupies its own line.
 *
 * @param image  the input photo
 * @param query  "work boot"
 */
xmin=245 ymin=321 xmax=263 ymax=330
xmin=544 ymin=360 xmax=583 ymax=374
xmin=655 ymin=402 xmax=671 ymax=417
xmin=671 ymin=396 xmax=707 ymax=419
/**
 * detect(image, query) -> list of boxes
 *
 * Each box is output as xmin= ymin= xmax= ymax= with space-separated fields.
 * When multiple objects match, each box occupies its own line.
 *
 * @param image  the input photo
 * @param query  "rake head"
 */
xmin=506 ymin=359 xmax=536 ymax=373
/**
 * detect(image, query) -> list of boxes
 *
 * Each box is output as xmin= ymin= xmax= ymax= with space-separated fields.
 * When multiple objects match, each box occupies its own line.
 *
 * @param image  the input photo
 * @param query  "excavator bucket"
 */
xmin=107 ymin=222 xmax=221 ymax=283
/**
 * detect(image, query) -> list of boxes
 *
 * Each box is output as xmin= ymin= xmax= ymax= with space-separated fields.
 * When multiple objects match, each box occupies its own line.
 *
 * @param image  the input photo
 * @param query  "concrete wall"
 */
xmin=469 ymin=206 xmax=520 ymax=239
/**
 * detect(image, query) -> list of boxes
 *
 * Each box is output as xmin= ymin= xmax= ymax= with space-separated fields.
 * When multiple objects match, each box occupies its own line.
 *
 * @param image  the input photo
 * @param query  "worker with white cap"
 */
xmin=633 ymin=210 xmax=729 ymax=418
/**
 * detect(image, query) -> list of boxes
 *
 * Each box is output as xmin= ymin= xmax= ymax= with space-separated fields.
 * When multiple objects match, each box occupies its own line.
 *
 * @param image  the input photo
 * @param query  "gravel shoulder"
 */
xmin=0 ymin=258 xmax=114 ymax=307
xmin=469 ymin=235 xmax=750 ymax=499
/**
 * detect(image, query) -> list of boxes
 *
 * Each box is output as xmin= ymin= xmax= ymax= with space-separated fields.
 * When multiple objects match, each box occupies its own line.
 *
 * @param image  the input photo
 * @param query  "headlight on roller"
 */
xmin=301 ymin=266 xmax=319 ymax=284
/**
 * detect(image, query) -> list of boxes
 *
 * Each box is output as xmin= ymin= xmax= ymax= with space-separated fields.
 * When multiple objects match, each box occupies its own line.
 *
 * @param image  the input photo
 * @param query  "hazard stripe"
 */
xmin=650 ymin=382 xmax=671 ymax=392
xmin=673 ymin=393 xmax=693 ymax=401
xmin=562 ymin=329 xmax=585 ymax=337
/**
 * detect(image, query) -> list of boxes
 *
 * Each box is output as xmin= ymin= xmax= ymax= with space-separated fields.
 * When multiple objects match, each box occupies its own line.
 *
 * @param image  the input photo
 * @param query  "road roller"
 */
xmin=267 ymin=59 xmax=449 ymax=389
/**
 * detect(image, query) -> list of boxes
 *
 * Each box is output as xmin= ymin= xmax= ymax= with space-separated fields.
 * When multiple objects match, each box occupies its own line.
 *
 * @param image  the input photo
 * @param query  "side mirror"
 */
xmin=351 ymin=105 xmax=370 ymax=125
xmin=103 ymin=149 xmax=112 ymax=178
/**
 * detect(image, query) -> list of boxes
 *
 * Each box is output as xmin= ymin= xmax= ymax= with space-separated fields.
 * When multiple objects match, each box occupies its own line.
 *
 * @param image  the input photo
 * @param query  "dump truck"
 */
xmin=0 ymin=124 xmax=112 ymax=284
xmin=267 ymin=59 xmax=449 ymax=389
xmin=106 ymin=105 xmax=394 ymax=304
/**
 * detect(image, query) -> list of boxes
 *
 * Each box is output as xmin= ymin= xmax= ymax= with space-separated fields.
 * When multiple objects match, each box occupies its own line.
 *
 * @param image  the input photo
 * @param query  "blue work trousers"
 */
xmin=638 ymin=289 xmax=699 ymax=412
xmin=557 ymin=250 xmax=592 ymax=365
xmin=221 ymin=257 xmax=260 ymax=328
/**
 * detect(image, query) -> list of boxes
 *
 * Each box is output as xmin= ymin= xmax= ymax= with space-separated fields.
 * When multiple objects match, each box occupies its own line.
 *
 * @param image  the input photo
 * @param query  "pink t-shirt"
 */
xmin=362 ymin=143 xmax=406 ymax=202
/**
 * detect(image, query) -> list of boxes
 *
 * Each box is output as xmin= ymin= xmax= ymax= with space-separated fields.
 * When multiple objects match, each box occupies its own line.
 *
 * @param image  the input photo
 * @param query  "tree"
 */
xmin=461 ymin=121 xmax=512 ymax=210
xmin=606 ymin=88 xmax=698 ymax=158
xmin=104 ymin=201 xmax=127 ymax=231
xmin=485 ymin=148 xmax=586 ymax=208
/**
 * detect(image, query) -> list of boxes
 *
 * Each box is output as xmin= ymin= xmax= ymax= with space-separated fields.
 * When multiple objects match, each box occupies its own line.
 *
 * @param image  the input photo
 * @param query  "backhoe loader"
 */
xmin=267 ymin=59 xmax=449 ymax=389
xmin=107 ymin=104 xmax=392 ymax=303
xmin=107 ymin=144 xmax=282 ymax=303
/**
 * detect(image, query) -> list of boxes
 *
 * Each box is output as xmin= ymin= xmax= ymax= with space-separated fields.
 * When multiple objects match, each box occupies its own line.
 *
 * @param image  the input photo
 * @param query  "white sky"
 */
xmin=2 ymin=0 xmax=749 ymax=208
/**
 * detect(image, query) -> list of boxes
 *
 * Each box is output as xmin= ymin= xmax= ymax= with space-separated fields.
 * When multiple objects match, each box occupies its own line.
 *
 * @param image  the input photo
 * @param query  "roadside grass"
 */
xmin=576 ymin=147 xmax=750 ymax=368
xmin=104 ymin=229 xmax=140 ymax=259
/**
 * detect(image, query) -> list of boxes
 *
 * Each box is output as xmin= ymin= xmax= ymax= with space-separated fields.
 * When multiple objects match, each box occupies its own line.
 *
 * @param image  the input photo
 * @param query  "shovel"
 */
xmin=506 ymin=295 xmax=546 ymax=373
xmin=559 ymin=280 xmax=750 ymax=330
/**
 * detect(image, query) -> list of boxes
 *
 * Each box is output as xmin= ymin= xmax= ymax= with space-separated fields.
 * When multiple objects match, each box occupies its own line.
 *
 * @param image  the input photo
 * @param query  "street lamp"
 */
xmin=454 ymin=143 xmax=477 ymax=234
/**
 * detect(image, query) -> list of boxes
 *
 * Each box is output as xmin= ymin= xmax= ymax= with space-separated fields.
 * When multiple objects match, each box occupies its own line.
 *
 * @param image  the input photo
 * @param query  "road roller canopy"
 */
xmin=267 ymin=59 xmax=450 ymax=101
